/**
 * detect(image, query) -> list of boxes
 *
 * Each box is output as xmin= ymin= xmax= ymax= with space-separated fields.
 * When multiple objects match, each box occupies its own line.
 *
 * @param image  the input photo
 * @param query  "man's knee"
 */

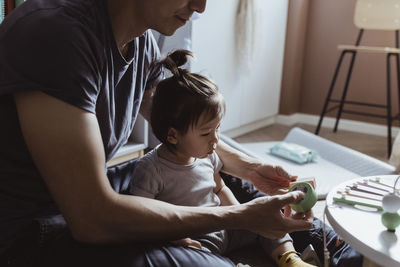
xmin=35 ymin=237 xmax=235 ymax=267
xmin=143 ymin=245 xmax=235 ymax=267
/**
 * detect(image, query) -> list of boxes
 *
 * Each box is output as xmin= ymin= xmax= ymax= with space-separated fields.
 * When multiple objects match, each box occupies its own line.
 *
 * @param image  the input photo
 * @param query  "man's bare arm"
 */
xmin=14 ymin=91 xmax=311 ymax=244
xmin=14 ymin=91 xmax=234 ymax=243
xmin=216 ymin=140 xmax=297 ymax=195
xmin=216 ymin=140 xmax=261 ymax=179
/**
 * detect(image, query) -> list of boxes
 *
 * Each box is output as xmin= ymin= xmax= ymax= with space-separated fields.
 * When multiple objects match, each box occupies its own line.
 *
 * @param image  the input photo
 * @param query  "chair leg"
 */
xmin=396 ymin=54 xmax=400 ymax=126
xmin=334 ymin=52 xmax=358 ymax=132
xmin=387 ymin=54 xmax=393 ymax=157
xmin=315 ymin=52 xmax=347 ymax=135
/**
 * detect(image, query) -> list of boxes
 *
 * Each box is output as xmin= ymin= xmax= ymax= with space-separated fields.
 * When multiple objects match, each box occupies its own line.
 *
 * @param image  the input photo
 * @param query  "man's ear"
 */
xmin=167 ymin=128 xmax=178 ymax=145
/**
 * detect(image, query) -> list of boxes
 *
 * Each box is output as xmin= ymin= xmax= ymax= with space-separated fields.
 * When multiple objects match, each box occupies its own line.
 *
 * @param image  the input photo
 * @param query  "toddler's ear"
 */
xmin=167 ymin=128 xmax=178 ymax=145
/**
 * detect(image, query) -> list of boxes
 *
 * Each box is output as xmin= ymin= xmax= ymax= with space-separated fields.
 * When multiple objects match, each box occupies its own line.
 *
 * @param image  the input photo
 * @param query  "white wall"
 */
xmin=191 ymin=0 xmax=289 ymax=132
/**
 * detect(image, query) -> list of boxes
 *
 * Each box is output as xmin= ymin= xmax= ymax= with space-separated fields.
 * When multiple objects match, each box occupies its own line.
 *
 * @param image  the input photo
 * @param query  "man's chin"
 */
xmin=154 ymin=28 xmax=178 ymax=37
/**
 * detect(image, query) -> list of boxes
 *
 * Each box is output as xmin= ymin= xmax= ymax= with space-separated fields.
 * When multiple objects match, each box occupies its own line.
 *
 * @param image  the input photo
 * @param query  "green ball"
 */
xmin=381 ymin=212 xmax=400 ymax=232
xmin=288 ymin=182 xmax=318 ymax=212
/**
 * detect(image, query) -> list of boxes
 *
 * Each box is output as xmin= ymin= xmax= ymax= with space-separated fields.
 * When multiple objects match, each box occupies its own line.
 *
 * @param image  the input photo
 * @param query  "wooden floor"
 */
xmin=234 ymin=123 xmax=390 ymax=163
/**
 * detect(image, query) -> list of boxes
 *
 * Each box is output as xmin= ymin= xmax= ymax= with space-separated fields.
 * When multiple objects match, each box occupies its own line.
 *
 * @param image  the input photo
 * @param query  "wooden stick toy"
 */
xmin=337 ymin=189 xmax=382 ymax=202
xmin=333 ymin=194 xmax=383 ymax=211
xmin=369 ymin=177 xmax=400 ymax=194
xmin=346 ymin=185 xmax=385 ymax=196
xmin=356 ymin=181 xmax=390 ymax=193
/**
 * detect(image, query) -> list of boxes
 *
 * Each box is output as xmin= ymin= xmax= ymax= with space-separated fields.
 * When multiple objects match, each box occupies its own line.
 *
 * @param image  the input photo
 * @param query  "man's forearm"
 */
xmin=77 ymin=190 xmax=244 ymax=244
xmin=70 ymin=187 xmax=313 ymax=244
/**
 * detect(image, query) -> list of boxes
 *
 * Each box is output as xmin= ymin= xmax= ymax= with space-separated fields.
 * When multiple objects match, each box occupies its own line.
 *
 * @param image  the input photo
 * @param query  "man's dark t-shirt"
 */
xmin=0 ymin=0 xmax=162 ymax=253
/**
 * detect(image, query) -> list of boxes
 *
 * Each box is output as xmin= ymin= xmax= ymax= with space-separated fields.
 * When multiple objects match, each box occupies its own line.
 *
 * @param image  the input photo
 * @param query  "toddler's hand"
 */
xmin=248 ymin=164 xmax=297 ymax=195
xmin=171 ymin=237 xmax=202 ymax=250
xmin=283 ymin=204 xmax=314 ymax=221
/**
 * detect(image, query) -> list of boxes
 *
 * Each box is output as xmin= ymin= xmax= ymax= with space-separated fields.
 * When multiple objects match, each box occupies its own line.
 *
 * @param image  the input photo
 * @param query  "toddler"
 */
xmin=129 ymin=50 xmax=316 ymax=267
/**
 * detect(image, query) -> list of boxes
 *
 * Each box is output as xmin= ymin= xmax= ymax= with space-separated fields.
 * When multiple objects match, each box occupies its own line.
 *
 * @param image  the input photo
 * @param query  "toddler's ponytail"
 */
xmin=158 ymin=49 xmax=194 ymax=77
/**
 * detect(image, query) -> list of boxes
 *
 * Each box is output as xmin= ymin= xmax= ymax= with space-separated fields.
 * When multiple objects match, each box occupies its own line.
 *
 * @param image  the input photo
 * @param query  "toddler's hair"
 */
xmin=151 ymin=49 xmax=225 ymax=148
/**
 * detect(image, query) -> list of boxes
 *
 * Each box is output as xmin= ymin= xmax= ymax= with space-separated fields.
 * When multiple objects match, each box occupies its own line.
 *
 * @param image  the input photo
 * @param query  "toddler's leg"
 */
xmin=258 ymin=234 xmax=316 ymax=267
xmin=277 ymin=249 xmax=316 ymax=267
xmin=290 ymin=218 xmax=363 ymax=267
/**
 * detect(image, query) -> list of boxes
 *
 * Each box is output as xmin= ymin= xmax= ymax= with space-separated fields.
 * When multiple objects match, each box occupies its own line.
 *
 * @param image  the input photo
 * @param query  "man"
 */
xmin=0 ymin=0 xmax=360 ymax=266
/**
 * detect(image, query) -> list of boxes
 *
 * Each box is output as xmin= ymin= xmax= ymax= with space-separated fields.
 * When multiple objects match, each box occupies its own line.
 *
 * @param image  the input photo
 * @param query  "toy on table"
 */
xmin=333 ymin=194 xmax=383 ymax=211
xmin=337 ymin=188 xmax=382 ymax=202
xmin=333 ymin=176 xmax=400 ymax=232
xmin=288 ymin=180 xmax=317 ymax=212
xmin=381 ymin=176 xmax=400 ymax=232
xmin=334 ymin=179 xmax=387 ymax=211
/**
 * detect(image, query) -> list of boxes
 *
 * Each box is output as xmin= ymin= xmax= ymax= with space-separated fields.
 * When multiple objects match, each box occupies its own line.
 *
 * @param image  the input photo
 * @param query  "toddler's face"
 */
xmin=175 ymin=114 xmax=221 ymax=159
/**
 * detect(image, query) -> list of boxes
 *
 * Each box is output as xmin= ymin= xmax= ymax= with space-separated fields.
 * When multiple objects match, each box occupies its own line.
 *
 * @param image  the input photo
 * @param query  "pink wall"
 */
xmin=279 ymin=0 xmax=309 ymax=114
xmin=280 ymin=0 xmax=399 ymax=126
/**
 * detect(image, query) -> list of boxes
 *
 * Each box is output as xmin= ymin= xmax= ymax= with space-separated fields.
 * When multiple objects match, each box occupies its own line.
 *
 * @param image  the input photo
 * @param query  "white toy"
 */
xmin=381 ymin=176 xmax=400 ymax=232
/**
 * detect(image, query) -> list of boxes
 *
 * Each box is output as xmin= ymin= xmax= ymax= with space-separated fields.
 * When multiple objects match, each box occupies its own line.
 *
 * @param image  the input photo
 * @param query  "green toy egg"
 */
xmin=381 ymin=212 xmax=400 ymax=232
xmin=288 ymin=182 xmax=318 ymax=213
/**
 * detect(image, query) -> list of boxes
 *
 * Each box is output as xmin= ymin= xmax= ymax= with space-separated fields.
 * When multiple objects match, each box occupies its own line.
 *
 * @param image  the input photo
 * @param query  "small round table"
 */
xmin=325 ymin=175 xmax=400 ymax=267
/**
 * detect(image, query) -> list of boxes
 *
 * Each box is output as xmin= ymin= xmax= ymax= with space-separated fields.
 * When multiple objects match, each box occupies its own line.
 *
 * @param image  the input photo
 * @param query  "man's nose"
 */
xmin=189 ymin=0 xmax=207 ymax=14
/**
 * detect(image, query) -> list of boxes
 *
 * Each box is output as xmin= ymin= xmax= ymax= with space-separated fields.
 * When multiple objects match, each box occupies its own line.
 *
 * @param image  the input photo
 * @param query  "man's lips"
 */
xmin=176 ymin=15 xmax=190 ymax=23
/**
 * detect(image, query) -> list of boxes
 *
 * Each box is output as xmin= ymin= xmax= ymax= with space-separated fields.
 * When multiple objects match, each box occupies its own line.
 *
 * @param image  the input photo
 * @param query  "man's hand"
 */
xmin=283 ymin=204 xmax=314 ymax=221
xmin=247 ymin=164 xmax=297 ymax=195
xmin=240 ymin=191 xmax=313 ymax=239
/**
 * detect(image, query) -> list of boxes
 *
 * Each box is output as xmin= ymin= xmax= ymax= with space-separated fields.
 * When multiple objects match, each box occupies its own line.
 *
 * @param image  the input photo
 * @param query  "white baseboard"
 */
xmin=222 ymin=116 xmax=276 ymax=138
xmin=276 ymin=113 xmax=400 ymax=137
xmin=222 ymin=113 xmax=399 ymax=138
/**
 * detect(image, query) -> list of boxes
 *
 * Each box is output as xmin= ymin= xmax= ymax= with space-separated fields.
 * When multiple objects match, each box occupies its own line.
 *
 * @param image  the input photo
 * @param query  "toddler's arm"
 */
xmin=214 ymin=172 xmax=240 ymax=206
